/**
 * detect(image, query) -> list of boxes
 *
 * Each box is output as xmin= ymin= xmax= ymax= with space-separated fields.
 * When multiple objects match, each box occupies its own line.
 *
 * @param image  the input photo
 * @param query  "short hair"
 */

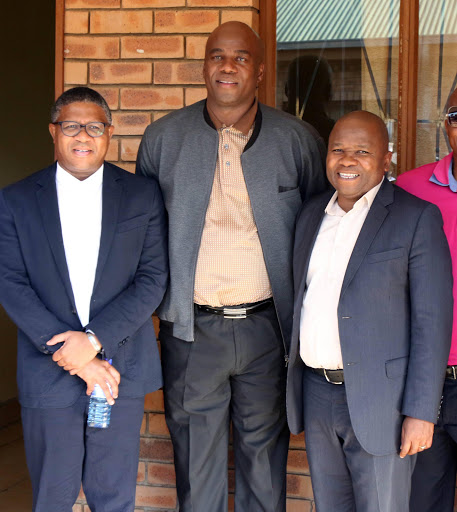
xmin=51 ymin=87 xmax=112 ymax=124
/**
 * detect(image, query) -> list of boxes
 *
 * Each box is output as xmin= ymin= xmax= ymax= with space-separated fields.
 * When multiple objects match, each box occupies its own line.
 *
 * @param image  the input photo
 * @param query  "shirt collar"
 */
xmin=325 ymin=177 xmax=384 ymax=216
xmin=56 ymin=162 xmax=104 ymax=190
xmin=429 ymin=153 xmax=457 ymax=192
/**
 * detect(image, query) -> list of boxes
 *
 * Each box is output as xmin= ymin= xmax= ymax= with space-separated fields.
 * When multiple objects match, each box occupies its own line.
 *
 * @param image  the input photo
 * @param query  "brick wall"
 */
xmin=64 ymin=0 xmax=315 ymax=510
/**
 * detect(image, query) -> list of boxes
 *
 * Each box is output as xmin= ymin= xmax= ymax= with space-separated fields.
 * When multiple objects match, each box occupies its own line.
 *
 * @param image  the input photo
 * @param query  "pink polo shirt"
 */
xmin=396 ymin=152 xmax=457 ymax=364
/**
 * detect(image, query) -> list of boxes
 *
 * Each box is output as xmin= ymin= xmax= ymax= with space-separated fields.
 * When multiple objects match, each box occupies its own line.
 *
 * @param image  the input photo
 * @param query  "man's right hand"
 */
xmin=76 ymin=359 xmax=121 ymax=405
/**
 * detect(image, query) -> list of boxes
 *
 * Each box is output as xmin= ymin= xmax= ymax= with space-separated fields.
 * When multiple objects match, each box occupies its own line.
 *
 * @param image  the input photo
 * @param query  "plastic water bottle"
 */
xmin=87 ymin=359 xmax=113 ymax=428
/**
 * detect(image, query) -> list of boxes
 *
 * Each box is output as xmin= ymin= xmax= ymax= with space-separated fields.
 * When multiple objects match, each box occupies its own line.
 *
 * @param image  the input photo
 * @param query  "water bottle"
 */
xmin=87 ymin=359 xmax=113 ymax=428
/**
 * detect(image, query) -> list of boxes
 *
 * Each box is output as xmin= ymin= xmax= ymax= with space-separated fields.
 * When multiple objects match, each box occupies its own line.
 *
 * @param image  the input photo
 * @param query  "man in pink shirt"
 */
xmin=396 ymin=88 xmax=457 ymax=512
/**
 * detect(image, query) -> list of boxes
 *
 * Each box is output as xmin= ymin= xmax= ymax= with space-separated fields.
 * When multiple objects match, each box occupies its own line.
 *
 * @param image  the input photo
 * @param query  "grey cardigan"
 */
xmin=136 ymin=100 xmax=326 ymax=349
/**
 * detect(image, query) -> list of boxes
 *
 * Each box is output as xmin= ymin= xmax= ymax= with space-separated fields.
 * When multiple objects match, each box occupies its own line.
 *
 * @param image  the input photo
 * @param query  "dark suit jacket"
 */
xmin=286 ymin=179 xmax=453 ymax=456
xmin=0 ymin=162 xmax=168 ymax=408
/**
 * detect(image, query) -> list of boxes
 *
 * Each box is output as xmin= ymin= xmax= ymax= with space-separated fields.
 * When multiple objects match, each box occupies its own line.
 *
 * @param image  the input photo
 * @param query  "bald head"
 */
xmin=333 ymin=111 xmax=389 ymax=152
xmin=446 ymin=88 xmax=457 ymax=155
xmin=205 ymin=21 xmax=265 ymax=66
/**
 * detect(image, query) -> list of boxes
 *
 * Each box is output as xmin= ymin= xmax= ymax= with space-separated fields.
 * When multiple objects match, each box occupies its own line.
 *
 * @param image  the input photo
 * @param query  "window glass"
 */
xmin=276 ymin=0 xmax=400 ymax=173
xmin=416 ymin=0 xmax=457 ymax=167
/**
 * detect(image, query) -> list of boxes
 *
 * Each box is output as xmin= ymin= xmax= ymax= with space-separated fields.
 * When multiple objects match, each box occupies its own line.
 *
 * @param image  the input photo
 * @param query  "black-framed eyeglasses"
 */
xmin=445 ymin=107 xmax=457 ymax=127
xmin=53 ymin=121 xmax=108 ymax=137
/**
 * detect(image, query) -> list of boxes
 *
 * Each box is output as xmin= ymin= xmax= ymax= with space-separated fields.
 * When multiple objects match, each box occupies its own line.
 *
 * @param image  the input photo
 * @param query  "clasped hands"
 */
xmin=47 ymin=331 xmax=120 ymax=403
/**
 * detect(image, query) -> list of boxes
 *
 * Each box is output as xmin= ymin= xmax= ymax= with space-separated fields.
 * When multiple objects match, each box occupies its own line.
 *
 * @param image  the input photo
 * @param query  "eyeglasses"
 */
xmin=53 ymin=121 xmax=108 ymax=137
xmin=445 ymin=107 xmax=457 ymax=127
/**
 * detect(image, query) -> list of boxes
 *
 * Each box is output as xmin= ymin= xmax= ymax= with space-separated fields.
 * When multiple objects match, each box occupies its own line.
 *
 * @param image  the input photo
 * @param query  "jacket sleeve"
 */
xmin=401 ymin=203 xmax=453 ymax=423
xmin=0 ymin=190 xmax=72 ymax=354
xmin=298 ymin=127 xmax=329 ymax=202
xmin=136 ymin=124 xmax=159 ymax=180
xmin=85 ymin=179 xmax=169 ymax=359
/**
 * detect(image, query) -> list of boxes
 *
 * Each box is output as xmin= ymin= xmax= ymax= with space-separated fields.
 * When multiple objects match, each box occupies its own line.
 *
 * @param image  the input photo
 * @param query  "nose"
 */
xmin=219 ymin=58 xmax=237 ymax=74
xmin=75 ymin=126 xmax=92 ymax=142
xmin=340 ymin=152 xmax=357 ymax=166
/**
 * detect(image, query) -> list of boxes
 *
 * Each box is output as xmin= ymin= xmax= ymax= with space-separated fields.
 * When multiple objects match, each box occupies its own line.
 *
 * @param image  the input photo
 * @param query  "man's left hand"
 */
xmin=399 ymin=416 xmax=434 ymax=458
xmin=47 ymin=331 xmax=99 ymax=372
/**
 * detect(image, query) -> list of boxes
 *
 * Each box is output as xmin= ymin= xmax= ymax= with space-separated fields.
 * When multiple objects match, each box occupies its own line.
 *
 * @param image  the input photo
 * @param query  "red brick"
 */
xmin=148 ymin=412 xmax=169 ymax=436
xmin=154 ymin=111 xmax=171 ymax=121
xmin=289 ymin=432 xmax=305 ymax=449
xmin=91 ymin=10 xmax=153 ymax=34
xmin=135 ymin=486 xmax=177 ymax=508
xmin=137 ymin=461 xmax=146 ymax=483
xmin=92 ymin=87 xmax=119 ymax=109
xmin=186 ymin=36 xmax=207 ymax=60
xmin=105 ymin=138 xmax=119 ymax=161
xmin=65 ymin=11 xmax=89 ymax=33
xmin=286 ymin=499 xmax=313 ymax=512
xmin=287 ymin=449 xmax=309 ymax=474
xmin=147 ymin=462 xmax=176 ymax=485
xmin=121 ymin=87 xmax=183 ymax=110
xmin=144 ymin=390 xmax=164 ymax=411
xmin=155 ymin=10 xmax=219 ymax=34
xmin=221 ymin=10 xmax=259 ymax=31
xmin=122 ymin=36 xmax=184 ymax=59
xmin=64 ymin=36 xmax=119 ymax=59
xmin=139 ymin=438 xmax=174 ymax=462
xmin=124 ymin=0 xmax=184 ymax=5
xmin=188 ymin=0 xmax=258 ymax=5
xmin=154 ymin=61 xmax=203 ymax=85
xmin=111 ymin=112 xmax=151 ymax=135
xmin=286 ymin=474 xmax=314 ymax=500
xmin=90 ymin=62 xmax=152 ymax=84
xmin=140 ymin=413 xmax=147 ymax=435
xmin=66 ymin=0 xmax=120 ymax=7
xmin=121 ymin=138 xmax=141 ymax=161
xmin=228 ymin=468 xmax=235 ymax=492
xmin=65 ymin=61 xmax=88 ymax=84
xmin=185 ymin=87 xmax=207 ymax=106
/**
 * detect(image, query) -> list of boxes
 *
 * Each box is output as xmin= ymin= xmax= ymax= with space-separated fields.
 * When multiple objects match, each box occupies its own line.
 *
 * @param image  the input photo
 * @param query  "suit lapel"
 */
xmin=36 ymin=164 xmax=76 ymax=308
xmin=92 ymin=163 xmax=122 ymax=292
xmin=340 ymin=179 xmax=394 ymax=297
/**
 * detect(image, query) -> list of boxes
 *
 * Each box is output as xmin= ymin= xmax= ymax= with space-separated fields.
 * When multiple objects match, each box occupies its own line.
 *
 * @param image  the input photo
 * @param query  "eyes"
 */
xmin=211 ymin=55 xmax=247 ymax=63
xmin=331 ymin=149 xmax=371 ymax=155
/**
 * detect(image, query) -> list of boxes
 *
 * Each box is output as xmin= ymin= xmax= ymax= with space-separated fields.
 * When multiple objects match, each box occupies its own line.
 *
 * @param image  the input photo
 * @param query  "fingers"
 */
xmin=107 ymin=364 xmax=121 ymax=385
xmin=98 ymin=379 xmax=115 ymax=405
xmin=399 ymin=439 xmax=411 ymax=459
xmin=47 ymin=332 xmax=69 ymax=346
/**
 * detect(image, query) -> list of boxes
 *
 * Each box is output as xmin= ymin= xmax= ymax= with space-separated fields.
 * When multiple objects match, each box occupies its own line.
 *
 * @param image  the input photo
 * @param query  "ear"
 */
xmin=107 ymin=124 xmax=115 ymax=140
xmin=384 ymin=151 xmax=393 ymax=171
xmin=257 ymin=63 xmax=265 ymax=86
xmin=49 ymin=123 xmax=57 ymax=143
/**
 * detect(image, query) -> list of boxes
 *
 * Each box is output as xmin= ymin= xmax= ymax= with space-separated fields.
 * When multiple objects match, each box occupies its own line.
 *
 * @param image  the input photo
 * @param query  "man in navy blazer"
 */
xmin=286 ymin=111 xmax=453 ymax=511
xmin=0 ymin=87 xmax=168 ymax=512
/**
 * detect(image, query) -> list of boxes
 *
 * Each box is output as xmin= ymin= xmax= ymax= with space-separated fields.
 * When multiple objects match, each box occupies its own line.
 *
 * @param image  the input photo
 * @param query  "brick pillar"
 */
xmin=65 ymin=1 xmax=315 ymax=509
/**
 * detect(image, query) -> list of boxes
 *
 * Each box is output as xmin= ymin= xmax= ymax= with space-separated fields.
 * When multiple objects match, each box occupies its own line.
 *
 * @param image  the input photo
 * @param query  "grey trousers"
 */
xmin=303 ymin=368 xmax=416 ymax=512
xmin=160 ymin=303 xmax=289 ymax=512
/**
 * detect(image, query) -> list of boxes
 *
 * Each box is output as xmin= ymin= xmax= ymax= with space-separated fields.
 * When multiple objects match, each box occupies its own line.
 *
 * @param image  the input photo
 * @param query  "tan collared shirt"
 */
xmin=299 ymin=179 xmax=384 ymax=369
xmin=193 ymin=122 xmax=273 ymax=307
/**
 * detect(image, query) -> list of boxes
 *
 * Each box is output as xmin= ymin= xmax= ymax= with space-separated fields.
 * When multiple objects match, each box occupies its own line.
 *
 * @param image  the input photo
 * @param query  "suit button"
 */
xmin=71 ymin=309 xmax=77 ymax=315
xmin=41 ymin=344 xmax=47 ymax=351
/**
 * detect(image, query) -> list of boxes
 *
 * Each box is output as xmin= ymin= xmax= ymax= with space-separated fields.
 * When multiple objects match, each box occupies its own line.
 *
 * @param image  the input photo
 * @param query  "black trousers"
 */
xmin=409 ymin=377 xmax=457 ymax=512
xmin=21 ymin=394 xmax=144 ymax=512
xmin=160 ymin=303 xmax=289 ymax=512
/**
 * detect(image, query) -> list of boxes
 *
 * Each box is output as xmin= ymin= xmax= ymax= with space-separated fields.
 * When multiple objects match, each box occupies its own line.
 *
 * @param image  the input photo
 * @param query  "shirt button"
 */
xmin=224 ymin=144 xmax=229 ymax=150
xmin=226 ymin=161 xmax=230 ymax=166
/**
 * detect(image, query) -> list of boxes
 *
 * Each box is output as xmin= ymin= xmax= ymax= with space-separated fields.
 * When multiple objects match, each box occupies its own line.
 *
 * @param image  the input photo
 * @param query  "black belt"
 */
xmin=309 ymin=366 xmax=344 ymax=384
xmin=446 ymin=365 xmax=457 ymax=380
xmin=195 ymin=299 xmax=273 ymax=319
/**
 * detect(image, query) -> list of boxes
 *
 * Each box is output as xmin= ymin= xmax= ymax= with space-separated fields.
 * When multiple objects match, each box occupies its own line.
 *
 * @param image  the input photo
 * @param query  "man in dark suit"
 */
xmin=286 ymin=111 xmax=453 ymax=511
xmin=0 ymin=87 xmax=168 ymax=512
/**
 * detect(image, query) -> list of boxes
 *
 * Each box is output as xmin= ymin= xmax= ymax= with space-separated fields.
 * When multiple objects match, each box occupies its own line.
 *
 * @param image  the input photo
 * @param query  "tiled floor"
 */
xmin=0 ymin=422 xmax=32 ymax=511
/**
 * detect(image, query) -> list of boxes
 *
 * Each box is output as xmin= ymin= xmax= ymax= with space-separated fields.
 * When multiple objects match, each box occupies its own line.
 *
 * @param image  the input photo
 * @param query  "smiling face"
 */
xmin=203 ymin=22 xmax=264 ymax=115
xmin=326 ymin=112 xmax=392 ymax=212
xmin=49 ymin=101 xmax=114 ymax=180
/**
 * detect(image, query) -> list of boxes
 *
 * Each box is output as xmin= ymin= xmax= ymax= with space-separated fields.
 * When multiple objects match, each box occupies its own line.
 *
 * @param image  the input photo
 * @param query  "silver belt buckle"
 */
xmin=323 ymin=368 xmax=343 ymax=385
xmin=223 ymin=307 xmax=247 ymax=319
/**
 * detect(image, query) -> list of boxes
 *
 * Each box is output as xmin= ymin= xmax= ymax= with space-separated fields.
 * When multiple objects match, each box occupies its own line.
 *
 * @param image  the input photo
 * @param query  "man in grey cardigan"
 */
xmin=136 ymin=21 xmax=326 ymax=512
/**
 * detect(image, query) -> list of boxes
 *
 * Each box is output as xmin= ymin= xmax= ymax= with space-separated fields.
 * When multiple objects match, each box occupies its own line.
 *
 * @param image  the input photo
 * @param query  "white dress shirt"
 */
xmin=299 ymin=179 xmax=384 ymax=369
xmin=56 ymin=163 xmax=103 ymax=327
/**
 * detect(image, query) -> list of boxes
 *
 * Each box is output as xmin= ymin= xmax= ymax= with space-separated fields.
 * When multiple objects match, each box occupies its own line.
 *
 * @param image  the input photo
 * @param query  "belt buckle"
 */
xmin=452 ymin=366 xmax=457 ymax=380
xmin=323 ymin=368 xmax=343 ymax=385
xmin=223 ymin=307 xmax=247 ymax=319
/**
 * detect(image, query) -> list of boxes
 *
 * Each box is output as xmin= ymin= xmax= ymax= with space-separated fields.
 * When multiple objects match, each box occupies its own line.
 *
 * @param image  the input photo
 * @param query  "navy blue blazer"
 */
xmin=0 ymin=162 xmax=168 ymax=408
xmin=286 ymin=179 xmax=453 ymax=456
